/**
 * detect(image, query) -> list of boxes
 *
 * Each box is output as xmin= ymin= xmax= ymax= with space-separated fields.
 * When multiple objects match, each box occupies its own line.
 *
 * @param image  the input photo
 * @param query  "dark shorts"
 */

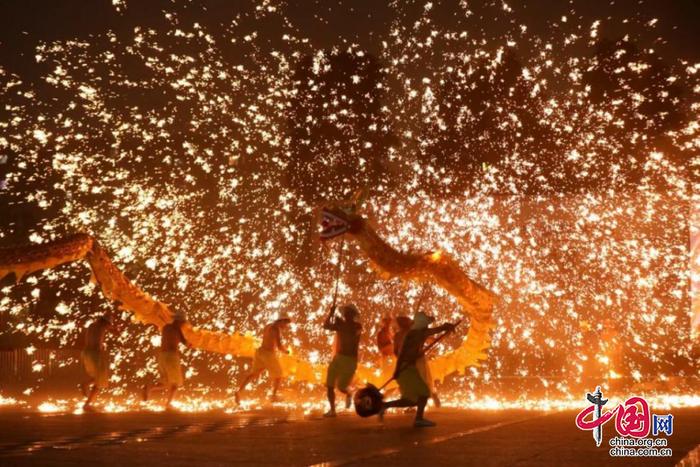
xmin=326 ymin=354 xmax=357 ymax=391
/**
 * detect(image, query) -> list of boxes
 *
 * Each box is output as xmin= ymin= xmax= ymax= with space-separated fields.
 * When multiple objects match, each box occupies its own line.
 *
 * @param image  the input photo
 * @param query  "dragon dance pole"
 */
xmin=331 ymin=239 xmax=345 ymax=309
xmin=412 ymin=283 xmax=431 ymax=315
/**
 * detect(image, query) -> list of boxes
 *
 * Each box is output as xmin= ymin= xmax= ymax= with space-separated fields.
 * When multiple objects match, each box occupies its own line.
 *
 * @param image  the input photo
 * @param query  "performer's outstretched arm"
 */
xmin=178 ymin=325 xmax=192 ymax=348
xmin=322 ymin=305 xmax=338 ymax=330
xmin=426 ymin=322 xmax=456 ymax=337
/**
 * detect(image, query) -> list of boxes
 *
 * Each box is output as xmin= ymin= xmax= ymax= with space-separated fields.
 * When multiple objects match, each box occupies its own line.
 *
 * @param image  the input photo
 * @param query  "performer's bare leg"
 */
xmin=142 ymin=382 xmax=177 ymax=409
xmin=414 ymin=396 xmax=435 ymax=427
xmin=415 ymin=396 xmax=429 ymax=420
xmin=83 ymin=384 xmax=99 ymax=411
xmin=143 ymin=382 xmax=165 ymax=401
xmin=165 ymin=385 xmax=177 ymax=409
xmin=271 ymin=377 xmax=281 ymax=401
xmin=380 ymin=398 xmax=413 ymax=420
xmin=340 ymin=388 xmax=352 ymax=409
xmin=380 ymin=396 xmax=433 ymax=426
xmin=382 ymin=398 xmax=415 ymax=411
xmin=80 ymin=378 xmax=94 ymax=397
xmin=235 ymin=369 xmax=262 ymax=404
xmin=324 ymin=386 xmax=336 ymax=417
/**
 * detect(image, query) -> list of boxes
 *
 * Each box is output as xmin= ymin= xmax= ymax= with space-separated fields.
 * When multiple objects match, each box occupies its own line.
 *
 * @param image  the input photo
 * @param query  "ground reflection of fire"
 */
xmin=8 ymin=394 xmax=695 ymax=415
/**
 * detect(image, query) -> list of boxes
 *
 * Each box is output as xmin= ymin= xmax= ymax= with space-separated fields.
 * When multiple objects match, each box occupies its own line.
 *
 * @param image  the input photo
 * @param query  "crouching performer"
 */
xmin=381 ymin=311 xmax=455 ymax=427
xmin=323 ymin=304 xmax=362 ymax=417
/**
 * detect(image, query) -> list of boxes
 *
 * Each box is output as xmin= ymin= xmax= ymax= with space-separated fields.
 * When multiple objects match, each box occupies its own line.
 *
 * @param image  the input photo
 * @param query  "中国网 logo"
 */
xmin=574 ymin=386 xmax=673 ymax=457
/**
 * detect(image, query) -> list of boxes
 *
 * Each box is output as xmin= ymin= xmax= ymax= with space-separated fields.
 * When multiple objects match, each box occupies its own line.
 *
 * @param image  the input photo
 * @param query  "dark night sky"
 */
xmin=0 ymin=0 xmax=699 ymax=82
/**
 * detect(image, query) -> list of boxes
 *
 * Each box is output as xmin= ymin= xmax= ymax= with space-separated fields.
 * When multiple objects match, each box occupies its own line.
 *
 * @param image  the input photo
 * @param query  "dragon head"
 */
xmin=319 ymin=189 xmax=367 ymax=240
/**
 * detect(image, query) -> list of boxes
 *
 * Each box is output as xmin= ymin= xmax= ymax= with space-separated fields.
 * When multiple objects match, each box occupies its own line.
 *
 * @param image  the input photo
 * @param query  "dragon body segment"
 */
xmin=1 ymin=200 xmax=496 ymax=386
xmin=0 ymin=234 xmax=258 ymax=359
xmin=321 ymin=203 xmax=496 ymax=378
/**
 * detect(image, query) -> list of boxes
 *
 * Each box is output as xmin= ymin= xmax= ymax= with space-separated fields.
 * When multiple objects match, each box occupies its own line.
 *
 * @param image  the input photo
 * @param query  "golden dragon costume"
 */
xmin=0 ymin=233 xmax=326 ymax=381
xmin=0 ymin=234 xmax=257 ymax=354
xmin=320 ymin=195 xmax=497 ymax=382
xmin=0 ymin=199 xmax=495 ymax=386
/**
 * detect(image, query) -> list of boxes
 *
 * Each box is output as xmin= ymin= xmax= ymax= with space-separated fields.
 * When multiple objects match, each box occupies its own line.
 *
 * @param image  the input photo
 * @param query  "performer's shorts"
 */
xmin=252 ymin=348 xmax=283 ymax=379
xmin=81 ymin=350 xmax=109 ymax=388
xmin=326 ymin=354 xmax=357 ymax=391
xmin=416 ymin=356 xmax=435 ymax=393
xmin=158 ymin=351 xmax=184 ymax=387
xmin=397 ymin=366 xmax=430 ymax=403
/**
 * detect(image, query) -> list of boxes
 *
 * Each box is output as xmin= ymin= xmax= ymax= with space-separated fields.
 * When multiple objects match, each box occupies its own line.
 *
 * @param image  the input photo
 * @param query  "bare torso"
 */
xmin=84 ymin=320 xmax=108 ymax=351
xmin=260 ymin=324 xmax=281 ymax=351
xmin=377 ymin=325 xmax=393 ymax=350
xmin=161 ymin=323 xmax=185 ymax=352
xmin=332 ymin=320 xmax=362 ymax=357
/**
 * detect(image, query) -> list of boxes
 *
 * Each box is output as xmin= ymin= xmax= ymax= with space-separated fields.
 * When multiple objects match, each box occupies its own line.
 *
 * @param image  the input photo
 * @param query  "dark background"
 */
xmin=1 ymin=0 xmax=699 ymax=80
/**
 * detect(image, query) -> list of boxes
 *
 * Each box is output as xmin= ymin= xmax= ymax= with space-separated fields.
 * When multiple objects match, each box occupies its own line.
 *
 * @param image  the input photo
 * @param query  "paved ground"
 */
xmin=0 ymin=407 xmax=698 ymax=466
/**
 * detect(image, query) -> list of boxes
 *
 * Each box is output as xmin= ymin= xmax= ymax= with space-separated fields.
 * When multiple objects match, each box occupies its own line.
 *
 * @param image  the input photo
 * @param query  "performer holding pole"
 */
xmin=80 ymin=298 xmax=121 ymax=412
xmin=322 ymin=239 xmax=363 ymax=417
xmin=394 ymin=287 xmax=441 ymax=406
xmin=235 ymin=316 xmax=291 ymax=404
xmin=380 ymin=311 xmax=456 ymax=427
xmin=143 ymin=311 xmax=191 ymax=410
xmin=323 ymin=303 xmax=362 ymax=417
